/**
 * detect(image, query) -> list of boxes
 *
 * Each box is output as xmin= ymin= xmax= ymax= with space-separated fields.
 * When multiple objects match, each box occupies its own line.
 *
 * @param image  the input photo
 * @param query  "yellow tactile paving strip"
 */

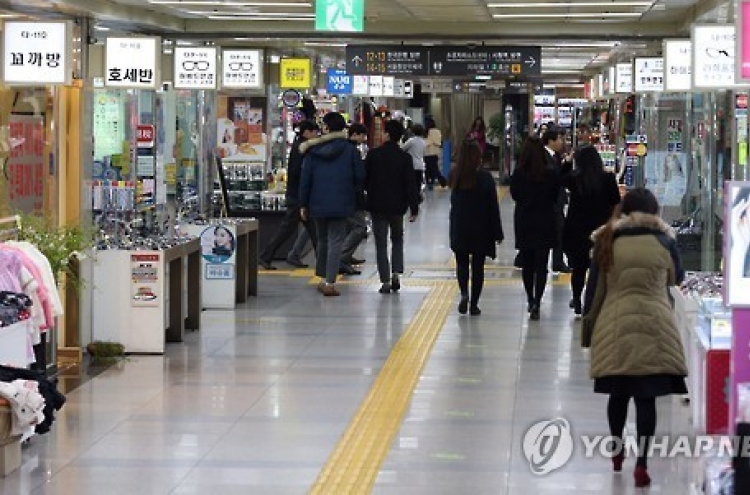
xmin=309 ymin=282 xmax=457 ymax=494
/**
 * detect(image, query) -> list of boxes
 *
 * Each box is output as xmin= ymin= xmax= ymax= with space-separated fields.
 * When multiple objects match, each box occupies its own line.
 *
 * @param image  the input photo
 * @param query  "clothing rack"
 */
xmin=0 ymin=215 xmax=48 ymax=374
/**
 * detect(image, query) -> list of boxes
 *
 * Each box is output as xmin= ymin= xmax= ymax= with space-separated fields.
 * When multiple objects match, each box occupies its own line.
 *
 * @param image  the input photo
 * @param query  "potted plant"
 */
xmin=85 ymin=341 xmax=126 ymax=366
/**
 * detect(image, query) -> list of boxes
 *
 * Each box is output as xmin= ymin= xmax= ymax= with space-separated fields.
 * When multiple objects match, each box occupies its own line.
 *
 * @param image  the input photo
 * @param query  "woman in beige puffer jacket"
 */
xmin=583 ymin=187 xmax=687 ymax=488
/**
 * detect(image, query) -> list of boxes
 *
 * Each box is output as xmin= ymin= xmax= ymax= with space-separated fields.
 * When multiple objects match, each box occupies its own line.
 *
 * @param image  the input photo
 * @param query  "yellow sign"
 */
xmin=511 ymin=64 xmax=521 ymax=74
xmin=280 ymin=58 xmax=311 ymax=88
xmin=636 ymin=143 xmax=647 ymax=157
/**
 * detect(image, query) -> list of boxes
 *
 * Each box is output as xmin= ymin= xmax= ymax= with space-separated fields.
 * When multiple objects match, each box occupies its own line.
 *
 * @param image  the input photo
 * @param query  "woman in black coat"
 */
xmin=449 ymin=139 xmax=504 ymax=315
xmin=563 ymin=145 xmax=621 ymax=315
xmin=510 ymin=135 xmax=561 ymax=320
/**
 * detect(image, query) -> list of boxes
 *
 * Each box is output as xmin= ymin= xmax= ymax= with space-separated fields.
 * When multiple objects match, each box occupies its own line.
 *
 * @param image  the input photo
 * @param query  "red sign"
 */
xmin=137 ymin=124 xmax=155 ymax=148
xmin=706 ymin=349 xmax=730 ymax=434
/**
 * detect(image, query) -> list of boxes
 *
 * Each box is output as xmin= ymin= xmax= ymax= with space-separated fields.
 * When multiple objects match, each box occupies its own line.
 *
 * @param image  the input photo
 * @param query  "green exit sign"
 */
xmin=315 ymin=0 xmax=364 ymax=32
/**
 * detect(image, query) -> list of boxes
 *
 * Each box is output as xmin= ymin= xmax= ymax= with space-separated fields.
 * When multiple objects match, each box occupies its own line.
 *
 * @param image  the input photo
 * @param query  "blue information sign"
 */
xmin=326 ymin=68 xmax=353 ymax=94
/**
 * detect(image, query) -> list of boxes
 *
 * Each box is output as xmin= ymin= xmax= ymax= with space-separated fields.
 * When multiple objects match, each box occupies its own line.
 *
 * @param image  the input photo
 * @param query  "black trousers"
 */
xmin=454 ymin=251 xmax=486 ymax=305
xmin=260 ymin=200 xmax=317 ymax=263
xmin=519 ymin=248 xmax=550 ymax=305
xmin=552 ymin=206 xmax=566 ymax=267
xmin=424 ymin=156 xmax=445 ymax=187
xmin=607 ymin=395 xmax=657 ymax=468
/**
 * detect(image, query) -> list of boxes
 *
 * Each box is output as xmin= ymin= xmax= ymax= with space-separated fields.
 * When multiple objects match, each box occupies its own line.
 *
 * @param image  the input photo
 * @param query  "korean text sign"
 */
xmin=664 ymin=39 xmax=692 ymax=92
xmin=174 ymin=47 xmax=217 ymax=90
xmin=279 ymin=58 xmax=311 ymax=89
xmin=692 ymin=24 xmax=738 ymax=89
xmin=222 ymin=50 xmax=263 ymax=89
xmin=105 ymin=37 xmax=159 ymax=89
xmin=3 ymin=21 xmax=71 ymax=85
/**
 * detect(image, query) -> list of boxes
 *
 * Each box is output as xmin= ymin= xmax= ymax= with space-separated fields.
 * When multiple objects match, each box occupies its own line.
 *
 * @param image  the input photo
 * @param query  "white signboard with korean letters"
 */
xmin=615 ymin=63 xmax=633 ymax=93
xmin=3 ymin=21 xmax=71 ymax=85
xmin=352 ymin=75 xmax=369 ymax=95
xmin=174 ymin=47 xmax=217 ymax=90
xmin=105 ymin=37 xmax=159 ymax=89
xmin=221 ymin=49 xmax=263 ymax=89
xmin=664 ymin=39 xmax=692 ymax=91
xmin=369 ymin=75 xmax=383 ymax=96
xmin=382 ymin=76 xmax=395 ymax=96
xmin=692 ymin=24 xmax=739 ymax=89
xmin=634 ymin=57 xmax=664 ymax=92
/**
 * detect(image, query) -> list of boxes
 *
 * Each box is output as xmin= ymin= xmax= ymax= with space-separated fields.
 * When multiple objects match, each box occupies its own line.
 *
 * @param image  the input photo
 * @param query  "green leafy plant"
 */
xmin=17 ymin=213 xmax=94 ymax=288
xmin=487 ymin=112 xmax=504 ymax=143
xmin=86 ymin=340 xmax=126 ymax=366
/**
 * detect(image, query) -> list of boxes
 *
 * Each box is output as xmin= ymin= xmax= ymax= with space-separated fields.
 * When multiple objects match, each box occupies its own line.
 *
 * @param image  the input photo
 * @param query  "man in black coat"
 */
xmin=259 ymin=120 xmax=319 ymax=270
xmin=542 ymin=126 xmax=571 ymax=273
xmin=365 ymin=120 xmax=419 ymax=293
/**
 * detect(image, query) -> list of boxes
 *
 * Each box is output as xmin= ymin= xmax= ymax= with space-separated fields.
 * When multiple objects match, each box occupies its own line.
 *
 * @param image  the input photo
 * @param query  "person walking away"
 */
xmin=563 ymin=145 xmax=620 ymax=315
xmin=339 ymin=123 xmax=369 ymax=274
xmin=449 ymin=139 xmax=504 ymax=315
xmin=510 ymin=135 xmax=561 ymax=320
xmin=299 ymin=112 xmax=365 ymax=296
xmin=424 ymin=116 xmax=447 ymax=188
xmin=583 ymin=187 xmax=687 ymax=488
xmin=259 ymin=120 xmax=319 ymax=270
xmin=365 ymin=119 xmax=419 ymax=293
xmin=401 ymin=123 xmax=427 ymax=203
xmin=542 ymin=127 xmax=571 ymax=272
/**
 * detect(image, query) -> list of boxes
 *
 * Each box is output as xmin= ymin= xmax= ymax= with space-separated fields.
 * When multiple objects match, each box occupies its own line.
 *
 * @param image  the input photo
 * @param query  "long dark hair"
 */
xmin=449 ymin=140 xmax=482 ymax=190
xmin=593 ymin=188 xmax=659 ymax=272
xmin=517 ymin=135 xmax=548 ymax=181
xmin=572 ymin=146 xmax=605 ymax=196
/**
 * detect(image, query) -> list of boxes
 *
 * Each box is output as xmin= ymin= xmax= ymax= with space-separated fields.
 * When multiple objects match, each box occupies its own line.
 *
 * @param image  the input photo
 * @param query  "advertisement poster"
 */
xmin=131 ymin=253 xmax=159 ymax=307
xmin=726 ymin=181 xmax=750 ymax=307
xmin=200 ymin=225 xmax=236 ymax=265
xmin=216 ymin=96 xmax=267 ymax=163
xmin=7 ymin=114 xmax=45 ymax=212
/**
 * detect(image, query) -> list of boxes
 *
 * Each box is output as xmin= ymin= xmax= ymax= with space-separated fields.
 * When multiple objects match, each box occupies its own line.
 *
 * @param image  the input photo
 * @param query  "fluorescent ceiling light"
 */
xmin=95 ymin=25 xmax=110 ymax=31
xmin=488 ymin=2 xmax=652 ymax=6
xmin=150 ymin=1 xmax=311 ymax=5
xmin=197 ymin=11 xmax=314 ymax=16
xmin=208 ymin=15 xmax=313 ymax=20
xmin=304 ymin=42 xmax=347 ymax=47
xmin=493 ymin=12 xmax=642 ymax=18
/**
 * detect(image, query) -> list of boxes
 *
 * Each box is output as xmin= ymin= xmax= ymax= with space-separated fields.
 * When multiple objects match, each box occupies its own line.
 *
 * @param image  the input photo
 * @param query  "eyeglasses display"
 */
xmin=182 ymin=60 xmax=210 ymax=71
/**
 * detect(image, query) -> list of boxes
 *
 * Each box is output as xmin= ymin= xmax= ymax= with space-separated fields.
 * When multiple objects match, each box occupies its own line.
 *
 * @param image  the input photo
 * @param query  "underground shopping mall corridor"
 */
xmin=0 ymin=187 xmax=696 ymax=495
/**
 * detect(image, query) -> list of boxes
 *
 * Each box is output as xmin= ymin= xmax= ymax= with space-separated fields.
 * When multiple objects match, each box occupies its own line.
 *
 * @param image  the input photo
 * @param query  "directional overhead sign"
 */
xmin=345 ymin=45 xmax=542 ymax=77
xmin=346 ymin=45 xmax=429 ymax=76
xmin=428 ymin=46 xmax=541 ymax=77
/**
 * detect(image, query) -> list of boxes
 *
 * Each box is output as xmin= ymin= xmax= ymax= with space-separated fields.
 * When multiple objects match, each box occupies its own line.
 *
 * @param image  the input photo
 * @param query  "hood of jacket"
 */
xmin=591 ymin=211 xmax=675 ymax=242
xmin=299 ymin=131 xmax=349 ymax=157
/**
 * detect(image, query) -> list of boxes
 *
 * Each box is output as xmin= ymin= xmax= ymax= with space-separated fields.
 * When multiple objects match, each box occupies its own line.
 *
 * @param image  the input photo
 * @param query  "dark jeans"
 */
xmin=454 ymin=251 xmax=486 ymax=306
xmin=519 ymin=248 xmax=550 ymax=305
xmin=260 ymin=200 xmax=317 ymax=263
xmin=341 ymin=210 xmax=368 ymax=265
xmin=371 ymin=213 xmax=405 ymax=283
xmin=424 ymin=155 xmax=445 ymax=187
xmin=314 ymin=217 xmax=348 ymax=284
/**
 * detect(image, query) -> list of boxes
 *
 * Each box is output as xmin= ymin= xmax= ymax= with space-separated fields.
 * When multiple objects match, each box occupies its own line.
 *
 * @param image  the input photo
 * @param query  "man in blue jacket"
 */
xmin=299 ymin=112 xmax=365 ymax=296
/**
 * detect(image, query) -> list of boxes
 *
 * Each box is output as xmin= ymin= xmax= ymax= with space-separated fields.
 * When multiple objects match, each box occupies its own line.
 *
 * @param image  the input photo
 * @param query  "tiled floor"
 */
xmin=0 ymin=187 xmax=699 ymax=494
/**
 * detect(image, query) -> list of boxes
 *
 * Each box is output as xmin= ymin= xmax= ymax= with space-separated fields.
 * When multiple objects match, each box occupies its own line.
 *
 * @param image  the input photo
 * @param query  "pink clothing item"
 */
xmin=0 ymin=245 xmax=53 ymax=331
xmin=0 ymin=249 xmax=23 ymax=293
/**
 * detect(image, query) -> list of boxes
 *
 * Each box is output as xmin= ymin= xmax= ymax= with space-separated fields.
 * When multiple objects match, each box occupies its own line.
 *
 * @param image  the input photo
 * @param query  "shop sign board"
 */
xmin=2 ymin=21 xmax=71 ymax=85
xmin=692 ymin=24 xmax=739 ymax=89
xmin=137 ymin=124 xmax=155 ymax=148
xmin=633 ymin=57 xmax=664 ymax=92
xmin=368 ymin=75 xmax=383 ymax=96
xmin=326 ymin=68 xmax=353 ymax=94
xmin=105 ymin=37 xmax=159 ymax=89
xmin=131 ymin=253 xmax=160 ymax=307
xmin=403 ymin=80 xmax=413 ymax=98
xmin=725 ymin=181 xmax=750 ymax=307
xmin=663 ymin=39 xmax=692 ymax=92
xmin=615 ymin=63 xmax=633 ymax=93
xmin=315 ymin=0 xmax=364 ymax=32
xmin=393 ymin=78 xmax=404 ymax=97
xmin=739 ymin=1 xmax=750 ymax=81
xmin=382 ymin=76 xmax=395 ymax=96
xmin=352 ymin=75 xmax=369 ymax=95
xmin=221 ymin=49 xmax=263 ymax=90
xmin=173 ymin=46 xmax=217 ymax=90
xmin=279 ymin=58 xmax=311 ymax=89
